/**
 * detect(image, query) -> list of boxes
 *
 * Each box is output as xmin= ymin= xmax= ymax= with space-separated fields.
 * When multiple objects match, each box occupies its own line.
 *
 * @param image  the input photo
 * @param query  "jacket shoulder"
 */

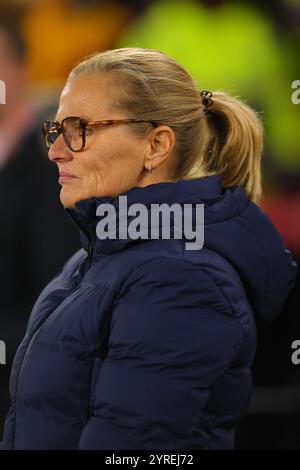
xmin=118 ymin=248 xmax=251 ymax=322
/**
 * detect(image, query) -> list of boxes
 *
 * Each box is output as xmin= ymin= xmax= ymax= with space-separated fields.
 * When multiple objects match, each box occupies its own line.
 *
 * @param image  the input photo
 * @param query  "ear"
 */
xmin=144 ymin=125 xmax=175 ymax=171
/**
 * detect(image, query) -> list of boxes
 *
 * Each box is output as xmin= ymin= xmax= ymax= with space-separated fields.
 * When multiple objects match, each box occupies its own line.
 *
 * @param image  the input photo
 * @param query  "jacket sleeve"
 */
xmin=79 ymin=256 xmax=247 ymax=450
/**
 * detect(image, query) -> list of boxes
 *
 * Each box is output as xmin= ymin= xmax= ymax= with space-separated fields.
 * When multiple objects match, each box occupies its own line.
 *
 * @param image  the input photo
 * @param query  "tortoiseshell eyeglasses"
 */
xmin=42 ymin=116 xmax=159 ymax=152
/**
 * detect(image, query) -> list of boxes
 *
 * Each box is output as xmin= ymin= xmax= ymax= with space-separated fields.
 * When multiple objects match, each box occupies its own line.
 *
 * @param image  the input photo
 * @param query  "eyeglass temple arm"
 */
xmin=85 ymin=119 xmax=158 ymax=127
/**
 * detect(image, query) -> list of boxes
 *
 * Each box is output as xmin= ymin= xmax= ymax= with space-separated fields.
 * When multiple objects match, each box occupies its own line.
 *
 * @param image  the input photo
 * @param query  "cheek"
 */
xmin=94 ymin=139 xmax=144 ymax=186
xmin=72 ymin=135 xmax=145 ymax=199
xmin=109 ymin=145 xmax=144 ymax=185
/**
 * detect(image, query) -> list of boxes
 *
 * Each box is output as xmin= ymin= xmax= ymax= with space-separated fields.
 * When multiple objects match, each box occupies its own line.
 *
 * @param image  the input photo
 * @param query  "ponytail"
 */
xmin=187 ymin=92 xmax=264 ymax=204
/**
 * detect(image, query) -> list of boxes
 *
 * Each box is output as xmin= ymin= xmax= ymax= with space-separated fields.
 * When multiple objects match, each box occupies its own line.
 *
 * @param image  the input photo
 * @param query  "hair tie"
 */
xmin=200 ymin=90 xmax=214 ymax=114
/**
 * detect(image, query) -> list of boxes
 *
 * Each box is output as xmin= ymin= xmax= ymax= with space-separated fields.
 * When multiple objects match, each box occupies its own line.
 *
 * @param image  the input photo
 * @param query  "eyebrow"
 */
xmin=54 ymin=114 xmax=92 ymax=122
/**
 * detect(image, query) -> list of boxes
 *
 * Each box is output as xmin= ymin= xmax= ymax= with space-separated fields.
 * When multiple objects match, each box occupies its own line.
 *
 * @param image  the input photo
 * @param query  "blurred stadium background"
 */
xmin=0 ymin=0 xmax=299 ymax=449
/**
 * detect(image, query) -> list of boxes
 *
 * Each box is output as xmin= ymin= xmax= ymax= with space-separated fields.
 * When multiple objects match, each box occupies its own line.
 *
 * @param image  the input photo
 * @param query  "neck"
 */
xmin=136 ymin=167 xmax=175 ymax=188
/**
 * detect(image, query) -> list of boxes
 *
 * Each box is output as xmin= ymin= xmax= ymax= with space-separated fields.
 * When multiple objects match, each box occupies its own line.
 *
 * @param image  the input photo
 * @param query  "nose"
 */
xmin=48 ymin=134 xmax=73 ymax=163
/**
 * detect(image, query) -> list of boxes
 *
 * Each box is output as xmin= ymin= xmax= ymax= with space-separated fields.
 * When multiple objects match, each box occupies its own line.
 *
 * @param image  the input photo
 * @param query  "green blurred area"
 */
xmin=119 ymin=0 xmax=300 ymax=169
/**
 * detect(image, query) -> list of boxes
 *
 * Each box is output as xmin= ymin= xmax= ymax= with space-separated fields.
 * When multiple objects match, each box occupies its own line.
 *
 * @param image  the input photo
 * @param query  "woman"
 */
xmin=1 ymin=48 xmax=297 ymax=450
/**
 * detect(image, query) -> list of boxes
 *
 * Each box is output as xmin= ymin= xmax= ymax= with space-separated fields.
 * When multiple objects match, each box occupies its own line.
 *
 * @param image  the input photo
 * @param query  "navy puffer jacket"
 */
xmin=1 ymin=175 xmax=297 ymax=450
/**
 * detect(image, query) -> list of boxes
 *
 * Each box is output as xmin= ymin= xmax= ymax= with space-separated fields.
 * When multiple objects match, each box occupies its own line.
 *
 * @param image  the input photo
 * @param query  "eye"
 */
xmin=73 ymin=124 xmax=83 ymax=136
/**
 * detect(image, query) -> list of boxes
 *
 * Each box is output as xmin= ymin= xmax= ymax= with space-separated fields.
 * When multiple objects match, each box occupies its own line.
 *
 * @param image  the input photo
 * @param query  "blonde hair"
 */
xmin=70 ymin=48 xmax=263 ymax=203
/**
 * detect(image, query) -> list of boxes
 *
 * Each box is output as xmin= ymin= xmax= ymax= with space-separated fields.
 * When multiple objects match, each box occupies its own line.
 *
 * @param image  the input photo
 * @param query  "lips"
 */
xmin=58 ymin=172 xmax=78 ymax=183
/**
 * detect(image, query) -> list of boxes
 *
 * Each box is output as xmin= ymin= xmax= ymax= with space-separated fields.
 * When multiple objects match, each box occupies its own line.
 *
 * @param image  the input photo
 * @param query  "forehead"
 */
xmin=56 ymin=73 xmax=118 ymax=120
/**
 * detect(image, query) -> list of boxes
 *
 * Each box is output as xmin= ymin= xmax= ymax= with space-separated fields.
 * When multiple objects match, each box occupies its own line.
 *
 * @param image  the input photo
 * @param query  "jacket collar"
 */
xmin=65 ymin=175 xmax=224 ymax=256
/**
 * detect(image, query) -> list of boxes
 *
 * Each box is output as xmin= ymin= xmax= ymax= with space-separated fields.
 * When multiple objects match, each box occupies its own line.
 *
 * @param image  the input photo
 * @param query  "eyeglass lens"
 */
xmin=44 ymin=117 xmax=84 ymax=151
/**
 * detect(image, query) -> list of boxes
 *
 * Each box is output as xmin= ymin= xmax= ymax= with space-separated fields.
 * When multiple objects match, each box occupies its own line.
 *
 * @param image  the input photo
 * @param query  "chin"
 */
xmin=60 ymin=188 xmax=79 ymax=209
xmin=60 ymin=198 xmax=76 ymax=209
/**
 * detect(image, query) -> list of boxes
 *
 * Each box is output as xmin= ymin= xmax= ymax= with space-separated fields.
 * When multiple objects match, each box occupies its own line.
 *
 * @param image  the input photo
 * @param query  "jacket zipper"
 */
xmin=87 ymin=240 xmax=94 ymax=267
xmin=65 ymin=207 xmax=94 ymax=270
xmin=12 ymin=315 xmax=57 ymax=446
xmin=12 ymin=242 xmax=94 ymax=447
xmin=12 ymin=278 xmax=95 ymax=447
xmin=12 ymin=214 xmax=95 ymax=448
